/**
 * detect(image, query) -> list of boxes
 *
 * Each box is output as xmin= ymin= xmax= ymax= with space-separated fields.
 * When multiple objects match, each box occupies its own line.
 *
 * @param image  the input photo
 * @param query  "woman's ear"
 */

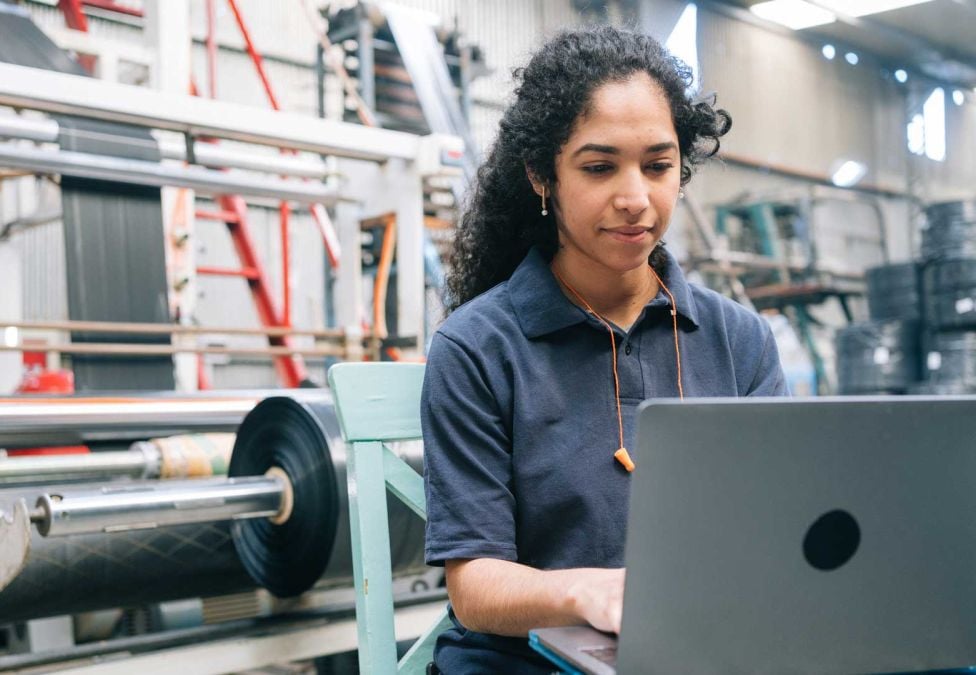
xmin=524 ymin=165 xmax=545 ymax=197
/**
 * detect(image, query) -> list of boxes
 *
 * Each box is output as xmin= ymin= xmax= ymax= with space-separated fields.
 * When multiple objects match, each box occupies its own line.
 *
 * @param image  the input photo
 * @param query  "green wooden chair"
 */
xmin=327 ymin=362 xmax=452 ymax=675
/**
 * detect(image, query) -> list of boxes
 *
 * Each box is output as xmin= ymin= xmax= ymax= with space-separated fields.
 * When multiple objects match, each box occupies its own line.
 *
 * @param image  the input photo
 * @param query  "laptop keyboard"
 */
xmin=582 ymin=646 xmax=618 ymax=666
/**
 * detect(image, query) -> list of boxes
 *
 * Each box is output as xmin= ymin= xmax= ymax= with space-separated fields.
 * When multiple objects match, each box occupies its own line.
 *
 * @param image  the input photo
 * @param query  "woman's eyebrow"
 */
xmin=571 ymin=141 xmax=678 ymax=157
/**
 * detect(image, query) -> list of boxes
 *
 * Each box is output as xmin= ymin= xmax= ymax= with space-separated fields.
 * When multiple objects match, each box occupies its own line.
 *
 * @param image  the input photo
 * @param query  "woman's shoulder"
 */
xmin=435 ymin=281 xmax=520 ymax=346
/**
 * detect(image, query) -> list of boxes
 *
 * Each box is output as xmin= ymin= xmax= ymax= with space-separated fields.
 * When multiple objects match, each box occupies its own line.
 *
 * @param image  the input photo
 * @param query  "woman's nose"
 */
xmin=612 ymin=171 xmax=650 ymax=215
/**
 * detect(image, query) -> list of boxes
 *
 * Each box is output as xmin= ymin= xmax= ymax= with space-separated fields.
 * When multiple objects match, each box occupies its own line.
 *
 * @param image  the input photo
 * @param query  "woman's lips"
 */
xmin=603 ymin=226 xmax=653 ymax=243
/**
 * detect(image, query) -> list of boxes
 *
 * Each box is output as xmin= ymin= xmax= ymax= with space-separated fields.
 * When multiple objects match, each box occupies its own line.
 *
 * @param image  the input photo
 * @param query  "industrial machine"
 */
xmin=0 ymin=3 xmax=457 ymax=670
xmin=0 ymin=392 xmax=440 ymax=672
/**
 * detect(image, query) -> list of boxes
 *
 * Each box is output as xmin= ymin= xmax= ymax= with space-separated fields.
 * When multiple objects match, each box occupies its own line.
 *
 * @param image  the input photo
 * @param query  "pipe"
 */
xmin=0 ymin=318 xmax=351 ymax=339
xmin=0 ymin=115 xmax=58 ymax=142
xmin=0 ymin=340 xmax=344 ymax=358
xmin=0 ymin=143 xmax=340 ymax=204
xmin=33 ymin=475 xmax=285 ymax=537
xmin=0 ymin=115 xmax=332 ymax=178
xmin=156 ymin=138 xmax=331 ymax=178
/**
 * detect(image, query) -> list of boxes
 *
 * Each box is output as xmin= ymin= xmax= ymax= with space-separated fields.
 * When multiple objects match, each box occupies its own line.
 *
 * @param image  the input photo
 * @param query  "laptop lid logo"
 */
xmin=802 ymin=509 xmax=861 ymax=571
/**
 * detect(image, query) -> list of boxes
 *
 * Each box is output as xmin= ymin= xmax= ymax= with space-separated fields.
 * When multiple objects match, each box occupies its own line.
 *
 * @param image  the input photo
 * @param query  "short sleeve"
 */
xmin=746 ymin=321 xmax=791 ymax=397
xmin=422 ymin=332 xmax=518 ymax=566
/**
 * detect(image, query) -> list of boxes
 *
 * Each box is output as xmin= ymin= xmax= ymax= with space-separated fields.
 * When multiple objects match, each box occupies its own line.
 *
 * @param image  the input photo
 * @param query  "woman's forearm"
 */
xmin=445 ymin=558 xmax=625 ymax=637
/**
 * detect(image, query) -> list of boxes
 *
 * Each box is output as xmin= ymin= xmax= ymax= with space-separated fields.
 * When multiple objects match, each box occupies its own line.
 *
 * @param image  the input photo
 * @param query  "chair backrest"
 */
xmin=327 ymin=362 xmax=450 ymax=675
xmin=329 ymin=362 xmax=426 ymax=442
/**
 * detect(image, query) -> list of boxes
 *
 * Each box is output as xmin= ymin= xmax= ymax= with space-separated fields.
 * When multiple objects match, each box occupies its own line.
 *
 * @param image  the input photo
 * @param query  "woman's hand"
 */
xmin=566 ymin=567 xmax=626 ymax=634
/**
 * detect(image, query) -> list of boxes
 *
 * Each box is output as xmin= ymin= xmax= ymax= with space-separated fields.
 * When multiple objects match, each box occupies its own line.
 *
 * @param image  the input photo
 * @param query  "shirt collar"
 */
xmin=509 ymin=247 xmax=700 ymax=339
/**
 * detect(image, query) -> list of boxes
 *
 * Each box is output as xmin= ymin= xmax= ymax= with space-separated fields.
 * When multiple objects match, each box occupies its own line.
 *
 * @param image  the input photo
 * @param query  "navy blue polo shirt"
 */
xmin=421 ymin=246 xmax=789 ymax=673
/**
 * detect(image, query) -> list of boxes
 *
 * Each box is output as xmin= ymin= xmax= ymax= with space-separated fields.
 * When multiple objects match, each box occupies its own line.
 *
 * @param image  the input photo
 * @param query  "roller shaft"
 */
xmin=34 ymin=476 xmax=284 ymax=537
xmin=0 ymin=447 xmax=156 ymax=484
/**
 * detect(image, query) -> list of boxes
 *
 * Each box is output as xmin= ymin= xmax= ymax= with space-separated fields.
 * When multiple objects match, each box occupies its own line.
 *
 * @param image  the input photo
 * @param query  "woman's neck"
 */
xmin=550 ymin=251 xmax=659 ymax=329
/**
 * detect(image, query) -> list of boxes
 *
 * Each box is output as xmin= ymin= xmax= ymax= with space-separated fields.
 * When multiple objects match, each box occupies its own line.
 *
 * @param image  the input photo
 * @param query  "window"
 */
xmin=907 ymin=88 xmax=946 ymax=162
xmin=666 ymin=4 xmax=699 ymax=93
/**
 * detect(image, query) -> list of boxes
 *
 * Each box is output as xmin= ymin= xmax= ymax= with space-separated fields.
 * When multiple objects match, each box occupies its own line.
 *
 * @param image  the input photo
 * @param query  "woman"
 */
xmin=421 ymin=25 xmax=789 ymax=673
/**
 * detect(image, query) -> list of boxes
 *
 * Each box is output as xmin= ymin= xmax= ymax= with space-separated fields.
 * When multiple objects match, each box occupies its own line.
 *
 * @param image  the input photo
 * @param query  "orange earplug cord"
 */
xmin=551 ymin=264 xmax=684 ymax=472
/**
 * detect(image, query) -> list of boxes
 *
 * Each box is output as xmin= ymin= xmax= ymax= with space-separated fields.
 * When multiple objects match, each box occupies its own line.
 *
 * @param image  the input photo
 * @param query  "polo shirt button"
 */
xmin=624 ymin=342 xmax=632 ymax=355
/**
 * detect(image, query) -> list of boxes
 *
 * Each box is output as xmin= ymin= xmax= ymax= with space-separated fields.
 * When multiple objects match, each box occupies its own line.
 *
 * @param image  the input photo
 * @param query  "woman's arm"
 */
xmin=446 ymin=558 xmax=625 ymax=637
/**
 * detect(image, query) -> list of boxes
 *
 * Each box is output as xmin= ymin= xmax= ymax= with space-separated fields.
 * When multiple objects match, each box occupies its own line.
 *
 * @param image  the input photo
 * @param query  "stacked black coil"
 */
xmin=920 ymin=201 xmax=976 ymax=261
xmin=837 ymin=200 xmax=976 ymax=395
xmin=922 ymin=259 xmax=976 ymax=330
xmin=866 ymin=262 xmax=922 ymax=322
xmin=835 ymin=320 xmax=919 ymax=394
xmin=918 ymin=331 xmax=976 ymax=392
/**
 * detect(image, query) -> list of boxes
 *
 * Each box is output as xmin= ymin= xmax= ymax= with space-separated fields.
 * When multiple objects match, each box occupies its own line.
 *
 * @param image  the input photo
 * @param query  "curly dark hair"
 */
xmin=445 ymin=25 xmax=731 ymax=311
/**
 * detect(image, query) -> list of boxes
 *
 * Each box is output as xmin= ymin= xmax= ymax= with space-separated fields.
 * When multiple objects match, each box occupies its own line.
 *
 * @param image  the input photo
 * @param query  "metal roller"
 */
xmin=0 ymin=512 xmax=254 ymax=623
xmin=835 ymin=320 xmax=920 ymax=394
xmin=0 ymin=394 xmax=428 ymax=621
xmin=0 ymin=397 xmax=255 ymax=448
xmin=32 ymin=475 xmax=286 ymax=537
xmin=0 ymin=389 xmax=334 ymax=448
xmin=0 ymin=446 xmax=159 ymax=485
xmin=0 ymin=433 xmax=235 ymax=485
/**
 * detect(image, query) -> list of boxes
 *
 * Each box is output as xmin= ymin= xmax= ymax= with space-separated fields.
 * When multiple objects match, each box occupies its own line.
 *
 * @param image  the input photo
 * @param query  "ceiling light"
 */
xmin=952 ymin=89 xmax=965 ymax=105
xmin=822 ymin=44 xmax=836 ymax=60
xmin=894 ymin=69 xmax=908 ymax=83
xmin=750 ymin=0 xmax=836 ymax=30
xmin=845 ymin=52 xmax=859 ymax=65
xmin=812 ymin=1 xmax=934 ymax=17
xmin=3 ymin=326 xmax=17 ymax=348
xmin=831 ymin=160 xmax=867 ymax=187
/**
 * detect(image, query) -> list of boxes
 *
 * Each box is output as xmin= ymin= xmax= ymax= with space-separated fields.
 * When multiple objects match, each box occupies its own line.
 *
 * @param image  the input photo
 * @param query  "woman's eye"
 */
xmin=646 ymin=162 xmax=674 ymax=173
xmin=583 ymin=164 xmax=613 ymax=174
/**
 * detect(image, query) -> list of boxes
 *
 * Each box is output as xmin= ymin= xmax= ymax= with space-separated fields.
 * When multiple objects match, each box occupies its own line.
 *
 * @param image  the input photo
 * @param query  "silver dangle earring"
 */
xmin=541 ymin=186 xmax=548 ymax=216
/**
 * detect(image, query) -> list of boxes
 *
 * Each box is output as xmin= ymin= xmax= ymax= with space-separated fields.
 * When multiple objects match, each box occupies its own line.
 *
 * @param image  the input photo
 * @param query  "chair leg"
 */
xmin=398 ymin=607 xmax=452 ymax=674
xmin=347 ymin=440 xmax=399 ymax=675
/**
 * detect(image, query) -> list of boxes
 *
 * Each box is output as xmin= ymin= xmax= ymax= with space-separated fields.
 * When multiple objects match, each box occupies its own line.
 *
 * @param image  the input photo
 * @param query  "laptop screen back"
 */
xmin=617 ymin=396 xmax=976 ymax=675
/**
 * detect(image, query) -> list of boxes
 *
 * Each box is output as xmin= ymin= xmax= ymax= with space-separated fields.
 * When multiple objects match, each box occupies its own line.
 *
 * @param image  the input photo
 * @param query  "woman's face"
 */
xmin=547 ymin=72 xmax=681 ymax=276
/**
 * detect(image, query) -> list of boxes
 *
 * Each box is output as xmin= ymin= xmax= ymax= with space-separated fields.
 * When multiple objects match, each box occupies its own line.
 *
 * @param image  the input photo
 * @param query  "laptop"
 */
xmin=530 ymin=396 xmax=976 ymax=674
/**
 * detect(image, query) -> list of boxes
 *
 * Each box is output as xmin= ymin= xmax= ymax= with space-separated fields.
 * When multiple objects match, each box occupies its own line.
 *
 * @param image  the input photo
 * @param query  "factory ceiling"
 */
xmin=705 ymin=0 xmax=976 ymax=89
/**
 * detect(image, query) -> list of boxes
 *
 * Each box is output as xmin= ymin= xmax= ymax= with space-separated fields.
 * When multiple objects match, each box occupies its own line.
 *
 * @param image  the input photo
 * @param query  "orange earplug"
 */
xmin=614 ymin=447 xmax=635 ymax=472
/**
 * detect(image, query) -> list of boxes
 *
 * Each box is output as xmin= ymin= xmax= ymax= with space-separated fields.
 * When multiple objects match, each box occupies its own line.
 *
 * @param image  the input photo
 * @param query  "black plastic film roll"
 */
xmin=229 ymin=397 xmax=340 ymax=598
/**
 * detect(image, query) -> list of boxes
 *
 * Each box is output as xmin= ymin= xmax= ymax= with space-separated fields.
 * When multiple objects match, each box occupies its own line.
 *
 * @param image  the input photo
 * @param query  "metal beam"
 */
xmin=0 ymin=62 xmax=422 ymax=162
xmin=0 ymin=143 xmax=340 ymax=204
xmin=22 ymin=602 xmax=446 ymax=675
xmin=0 ymin=115 xmax=331 ymax=178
